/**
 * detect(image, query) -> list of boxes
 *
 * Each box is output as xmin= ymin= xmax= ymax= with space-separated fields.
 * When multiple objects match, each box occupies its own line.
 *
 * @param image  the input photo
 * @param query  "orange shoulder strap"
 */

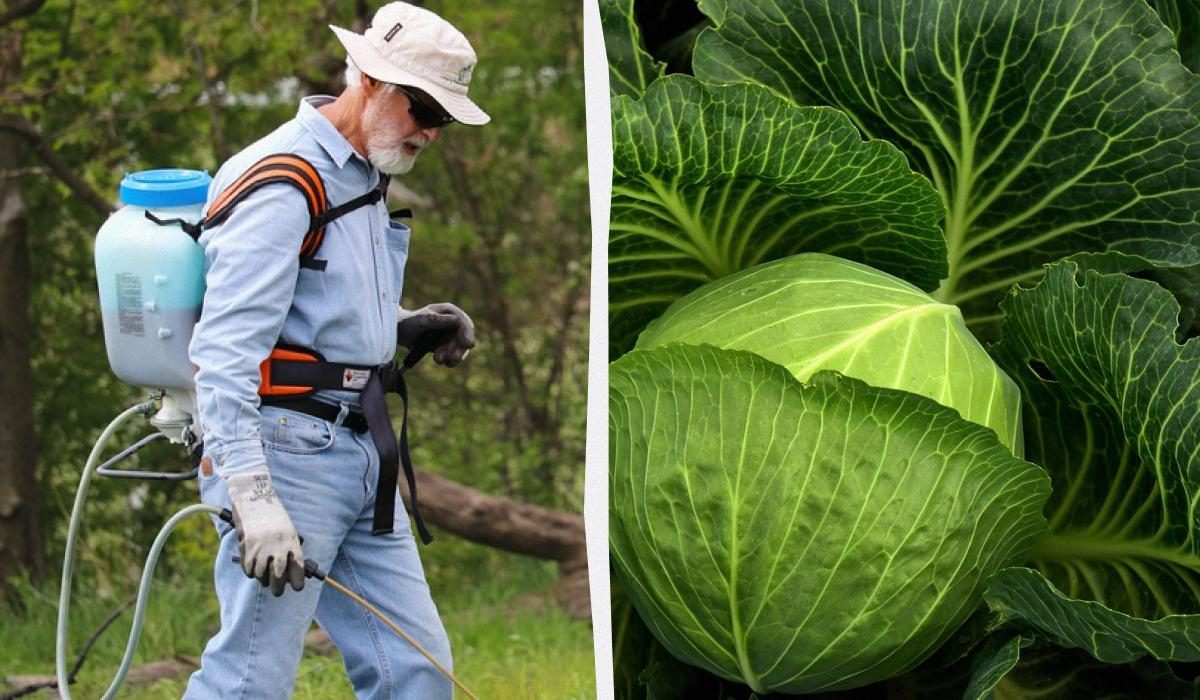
xmin=204 ymin=154 xmax=330 ymax=261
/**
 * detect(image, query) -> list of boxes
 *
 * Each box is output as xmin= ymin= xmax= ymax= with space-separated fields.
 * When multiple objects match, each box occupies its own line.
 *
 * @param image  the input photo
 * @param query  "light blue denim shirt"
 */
xmin=190 ymin=95 xmax=409 ymax=478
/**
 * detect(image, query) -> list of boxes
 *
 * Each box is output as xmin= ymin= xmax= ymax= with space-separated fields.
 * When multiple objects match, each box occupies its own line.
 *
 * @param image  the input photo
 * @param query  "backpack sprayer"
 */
xmin=55 ymin=169 xmax=477 ymax=699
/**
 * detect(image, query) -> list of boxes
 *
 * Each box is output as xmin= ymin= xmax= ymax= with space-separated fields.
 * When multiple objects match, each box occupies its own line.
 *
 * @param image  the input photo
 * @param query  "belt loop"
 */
xmin=334 ymin=401 xmax=350 ymax=428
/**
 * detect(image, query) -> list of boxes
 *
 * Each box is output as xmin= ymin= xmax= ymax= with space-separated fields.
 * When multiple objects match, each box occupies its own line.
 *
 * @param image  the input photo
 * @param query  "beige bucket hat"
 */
xmin=330 ymin=2 xmax=490 ymax=126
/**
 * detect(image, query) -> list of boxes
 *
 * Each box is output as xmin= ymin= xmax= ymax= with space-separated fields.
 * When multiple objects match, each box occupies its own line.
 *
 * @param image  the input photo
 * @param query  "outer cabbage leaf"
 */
xmin=609 ymin=344 xmax=1049 ymax=694
xmin=609 ymin=75 xmax=945 ymax=358
xmin=636 ymin=253 xmax=1023 ymax=454
xmin=694 ymin=0 xmax=1200 ymax=331
xmin=1064 ymin=250 xmax=1200 ymax=343
xmin=1150 ymin=0 xmax=1200 ymax=73
xmin=962 ymin=634 xmax=1028 ymax=700
xmin=987 ymin=568 xmax=1200 ymax=663
xmin=983 ymin=262 xmax=1200 ymax=660
xmin=989 ymin=642 xmax=1200 ymax=698
xmin=601 ymin=0 xmax=665 ymax=98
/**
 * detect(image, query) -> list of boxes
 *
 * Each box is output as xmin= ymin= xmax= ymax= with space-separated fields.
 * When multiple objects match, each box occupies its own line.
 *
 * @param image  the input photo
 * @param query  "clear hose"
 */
xmin=56 ymin=400 xmax=156 ymax=699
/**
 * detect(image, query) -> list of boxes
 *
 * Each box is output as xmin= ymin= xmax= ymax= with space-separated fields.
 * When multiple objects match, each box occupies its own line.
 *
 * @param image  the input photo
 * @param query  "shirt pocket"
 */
xmin=262 ymin=407 xmax=336 ymax=454
xmin=385 ymin=220 xmax=411 ymax=302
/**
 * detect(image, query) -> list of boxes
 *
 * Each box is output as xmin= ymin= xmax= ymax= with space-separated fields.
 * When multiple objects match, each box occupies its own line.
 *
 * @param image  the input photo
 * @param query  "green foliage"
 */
xmin=605 ymin=0 xmax=1200 ymax=696
xmin=603 ymin=0 xmax=666 ymax=98
xmin=10 ymin=0 xmax=587 ymax=586
xmin=982 ymin=261 xmax=1200 ymax=654
xmin=0 ymin=550 xmax=594 ymax=698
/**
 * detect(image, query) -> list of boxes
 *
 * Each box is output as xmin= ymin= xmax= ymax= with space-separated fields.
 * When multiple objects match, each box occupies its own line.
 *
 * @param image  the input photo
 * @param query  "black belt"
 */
xmin=266 ymin=397 xmax=369 ymax=434
xmin=261 ymin=337 xmax=445 ymax=544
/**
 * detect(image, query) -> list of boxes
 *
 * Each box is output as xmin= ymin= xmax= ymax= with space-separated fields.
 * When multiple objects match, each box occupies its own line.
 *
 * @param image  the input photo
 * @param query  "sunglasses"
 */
xmin=396 ymin=85 xmax=455 ymax=129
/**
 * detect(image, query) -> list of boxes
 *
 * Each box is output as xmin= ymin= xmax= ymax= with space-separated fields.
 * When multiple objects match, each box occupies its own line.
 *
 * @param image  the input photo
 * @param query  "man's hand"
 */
xmin=396 ymin=303 xmax=476 ymax=366
xmin=225 ymin=470 xmax=306 ymax=596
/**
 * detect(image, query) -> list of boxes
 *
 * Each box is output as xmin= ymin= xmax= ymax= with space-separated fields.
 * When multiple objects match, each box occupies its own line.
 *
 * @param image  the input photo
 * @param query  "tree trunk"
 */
xmin=403 ymin=467 xmax=591 ymax=620
xmin=0 ymin=11 xmax=42 ymax=601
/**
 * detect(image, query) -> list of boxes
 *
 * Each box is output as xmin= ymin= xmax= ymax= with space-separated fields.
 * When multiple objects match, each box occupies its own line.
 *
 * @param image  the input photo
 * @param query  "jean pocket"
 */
xmin=262 ymin=407 xmax=336 ymax=454
xmin=197 ymin=452 xmax=234 ymax=537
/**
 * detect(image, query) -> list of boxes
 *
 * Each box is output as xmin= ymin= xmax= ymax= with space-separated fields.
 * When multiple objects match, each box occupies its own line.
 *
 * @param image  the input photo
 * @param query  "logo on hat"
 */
xmin=384 ymin=22 xmax=403 ymax=41
xmin=449 ymin=64 xmax=474 ymax=86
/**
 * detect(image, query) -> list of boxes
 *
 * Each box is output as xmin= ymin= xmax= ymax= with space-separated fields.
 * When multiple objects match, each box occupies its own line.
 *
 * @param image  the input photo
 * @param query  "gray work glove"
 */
xmin=396 ymin=302 xmax=475 ymax=366
xmin=225 ymin=470 xmax=306 ymax=596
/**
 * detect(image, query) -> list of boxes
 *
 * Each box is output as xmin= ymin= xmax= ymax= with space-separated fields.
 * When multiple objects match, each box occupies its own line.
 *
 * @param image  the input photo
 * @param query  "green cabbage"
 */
xmin=610 ymin=256 xmax=1049 ymax=693
xmin=606 ymin=0 xmax=1200 ymax=694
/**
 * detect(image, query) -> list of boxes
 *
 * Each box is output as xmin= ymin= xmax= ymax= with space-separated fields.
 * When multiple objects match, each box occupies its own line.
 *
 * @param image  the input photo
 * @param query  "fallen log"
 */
xmin=4 ymin=657 xmax=197 ymax=699
xmin=403 ymin=467 xmax=590 ymax=620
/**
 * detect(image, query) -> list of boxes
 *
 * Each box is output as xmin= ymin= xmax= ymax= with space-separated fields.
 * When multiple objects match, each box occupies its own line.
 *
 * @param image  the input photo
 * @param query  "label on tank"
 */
xmin=116 ymin=273 xmax=145 ymax=336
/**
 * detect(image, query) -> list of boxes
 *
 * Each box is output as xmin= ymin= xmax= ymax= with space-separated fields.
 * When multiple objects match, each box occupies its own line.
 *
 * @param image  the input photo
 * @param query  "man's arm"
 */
xmin=190 ymin=182 xmax=311 ymax=595
xmin=191 ymin=184 xmax=310 ymax=477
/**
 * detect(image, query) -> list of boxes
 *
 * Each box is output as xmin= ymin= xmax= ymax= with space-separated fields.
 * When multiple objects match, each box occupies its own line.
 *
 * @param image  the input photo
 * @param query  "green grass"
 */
xmin=1 ymin=538 xmax=595 ymax=699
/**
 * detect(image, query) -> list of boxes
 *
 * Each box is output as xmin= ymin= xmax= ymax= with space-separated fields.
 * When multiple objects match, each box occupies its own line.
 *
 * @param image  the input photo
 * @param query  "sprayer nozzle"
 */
xmin=303 ymin=559 xmax=327 ymax=580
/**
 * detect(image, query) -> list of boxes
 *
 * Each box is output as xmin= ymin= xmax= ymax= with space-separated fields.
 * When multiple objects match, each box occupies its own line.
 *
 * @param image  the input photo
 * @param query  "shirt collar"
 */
xmin=297 ymin=95 xmax=367 ymax=169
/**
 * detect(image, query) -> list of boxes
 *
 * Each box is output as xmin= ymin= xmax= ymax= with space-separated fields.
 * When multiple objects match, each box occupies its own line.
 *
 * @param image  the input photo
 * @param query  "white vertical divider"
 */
xmin=582 ymin=0 xmax=614 ymax=698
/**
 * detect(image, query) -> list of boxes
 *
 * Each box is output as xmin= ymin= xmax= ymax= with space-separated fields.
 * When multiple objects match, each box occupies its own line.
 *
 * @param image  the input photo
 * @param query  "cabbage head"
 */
xmin=609 ymin=254 xmax=1050 ymax=694
xmin=637 ymin=253 xmax=1023 ymax=455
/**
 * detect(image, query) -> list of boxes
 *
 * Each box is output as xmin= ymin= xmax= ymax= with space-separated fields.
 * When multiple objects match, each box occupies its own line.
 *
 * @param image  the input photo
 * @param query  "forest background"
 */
xmin=0 ymin=0 xmax=594 ymax=696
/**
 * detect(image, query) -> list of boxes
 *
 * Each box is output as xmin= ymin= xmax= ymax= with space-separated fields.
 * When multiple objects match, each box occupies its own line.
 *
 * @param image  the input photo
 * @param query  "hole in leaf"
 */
xmin=1169 ymin=661 xmax=1200 ymax=682
xmin=1028 ymin=359 xmax=1057 ymax=382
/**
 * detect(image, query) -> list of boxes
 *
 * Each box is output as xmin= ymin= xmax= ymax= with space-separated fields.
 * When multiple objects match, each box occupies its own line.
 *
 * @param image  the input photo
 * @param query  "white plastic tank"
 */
xmin=95 ymin=169 xmax=211 ymax=392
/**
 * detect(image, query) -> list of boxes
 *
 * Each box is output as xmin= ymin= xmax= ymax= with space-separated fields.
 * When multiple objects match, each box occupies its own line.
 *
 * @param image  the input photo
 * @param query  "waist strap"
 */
xmin=260 ymin=351 xmax=433 ymax=544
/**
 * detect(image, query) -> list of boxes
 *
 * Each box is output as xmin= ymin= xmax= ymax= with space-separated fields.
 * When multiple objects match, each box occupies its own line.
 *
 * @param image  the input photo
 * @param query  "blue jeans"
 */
xmin=184 ymin=404 xmax=453 ymax=699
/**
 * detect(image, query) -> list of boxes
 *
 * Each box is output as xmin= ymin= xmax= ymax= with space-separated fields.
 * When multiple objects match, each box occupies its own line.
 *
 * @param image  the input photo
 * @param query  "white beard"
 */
xmin=363 ymin=95 xmax=426 ymax=175
xmin=366 ymin=133 xmax=422 ymax=174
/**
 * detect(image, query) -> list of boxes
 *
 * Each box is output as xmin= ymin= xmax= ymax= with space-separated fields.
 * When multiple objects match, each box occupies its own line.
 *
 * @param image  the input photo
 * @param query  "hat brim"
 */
xmin=331 ymin=25 xmax=491 ymax=126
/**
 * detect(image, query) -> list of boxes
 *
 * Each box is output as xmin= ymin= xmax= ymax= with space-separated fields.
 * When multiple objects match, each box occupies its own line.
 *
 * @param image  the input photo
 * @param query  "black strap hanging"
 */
xmin=144 ymin=211 xmax=204 ymax=240
xmin=362 ymin=366 xmax=432 ymax=543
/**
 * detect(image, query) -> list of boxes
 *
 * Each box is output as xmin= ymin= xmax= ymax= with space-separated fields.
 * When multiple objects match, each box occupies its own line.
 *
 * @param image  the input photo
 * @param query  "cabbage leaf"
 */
xmin=1149 ymin=0 xmax=1200 ymax=72
xmin=602 ymin=0 xmax=665 ymax=98
xmin=609 ymin=76 xmax=945 ymax=357
xmin=694 ymin=0 xmax=1200 ymax=330
xmin=979 ymin=261 xmax=1200 ymax=659
xmin=610 ymin=344 xmax=1049 ymax=693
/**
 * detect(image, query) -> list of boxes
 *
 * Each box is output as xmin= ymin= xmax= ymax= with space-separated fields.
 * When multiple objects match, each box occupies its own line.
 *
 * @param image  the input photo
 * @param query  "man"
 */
xmin=184 ymin=3 xmax=487 ymax=698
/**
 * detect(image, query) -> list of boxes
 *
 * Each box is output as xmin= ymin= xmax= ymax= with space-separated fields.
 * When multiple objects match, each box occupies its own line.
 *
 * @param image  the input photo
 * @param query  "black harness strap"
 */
xmin=261 ymin=342 xmax=436 ymax=544
xmin=270 ymin=357 xmax=374 ymax=391
xmin=144 ymin=211 xmax=204 ymax=239
xmin=360 ymin=366 xmax=432 ymax=542
xmin=310 ymin=175 xmax=389 ymax=230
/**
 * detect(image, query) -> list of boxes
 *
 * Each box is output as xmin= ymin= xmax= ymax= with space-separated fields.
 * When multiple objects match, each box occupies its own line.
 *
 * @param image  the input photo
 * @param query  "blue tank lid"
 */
xmin=119 ymin=169 xmax=212 ymax=208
